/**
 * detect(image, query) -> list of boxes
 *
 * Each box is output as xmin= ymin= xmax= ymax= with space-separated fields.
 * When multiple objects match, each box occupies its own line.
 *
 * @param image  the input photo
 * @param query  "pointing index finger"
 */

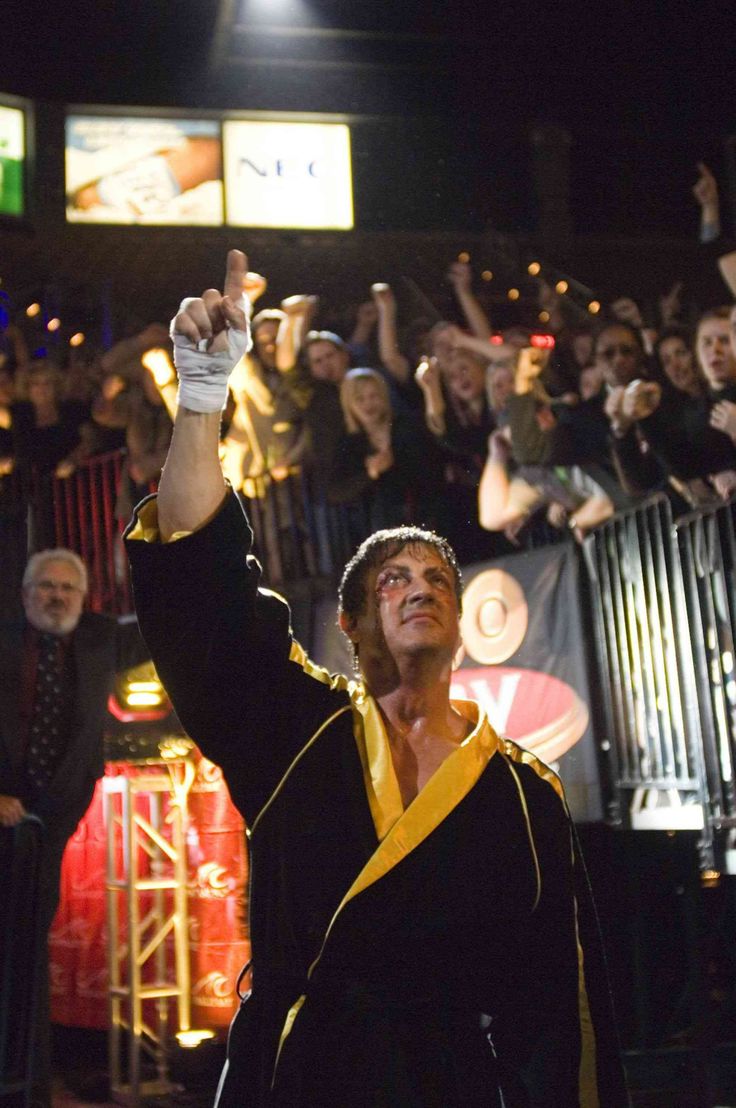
xmin=224 ymin=249 xmax=248 ymax=302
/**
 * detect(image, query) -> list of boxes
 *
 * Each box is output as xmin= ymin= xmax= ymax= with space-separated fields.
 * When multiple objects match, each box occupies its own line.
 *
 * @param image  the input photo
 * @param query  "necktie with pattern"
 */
xmin=26 ymin=632 xmax=70 ymax=791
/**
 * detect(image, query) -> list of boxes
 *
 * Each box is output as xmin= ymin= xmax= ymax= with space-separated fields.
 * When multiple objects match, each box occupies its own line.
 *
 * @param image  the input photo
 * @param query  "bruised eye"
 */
xmin=376 ymin=569 xmax=408 ymax=590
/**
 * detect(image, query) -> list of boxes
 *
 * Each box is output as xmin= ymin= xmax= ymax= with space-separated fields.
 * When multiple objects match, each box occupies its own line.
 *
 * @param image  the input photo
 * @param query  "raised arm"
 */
xmin=371 ymin=283 xmax=411 ymax=384
xmin=447 ymin=261 xmax=492 ymax=340
xmin=158 ymin=249 xmax=251 ymax=541
xmin=693 ymin=161 xmax=721 ymax=243
xmin=277 ymin=295 xmax=318 ymax=372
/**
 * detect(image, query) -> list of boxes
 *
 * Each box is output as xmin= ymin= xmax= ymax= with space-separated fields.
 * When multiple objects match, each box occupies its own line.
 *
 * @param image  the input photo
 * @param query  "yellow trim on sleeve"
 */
xmin=503 ymin=755 xmax=542 ymax=912
xmin=573 ymin=870 xmax=600 ymax=1108
xmin=288 ymin=639 xmax=352 ymax=694
xmin=126 ymin=497 xmax=192 ymax=544
xmin=501 ymin=737 xmax=566 ymax=804
xmin=270 ymin=993 xmax=306 ymax=1091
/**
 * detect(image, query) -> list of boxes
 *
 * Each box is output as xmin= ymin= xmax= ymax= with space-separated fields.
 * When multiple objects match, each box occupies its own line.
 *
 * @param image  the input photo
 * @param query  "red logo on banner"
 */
xmin=451 ymin=666 xmax=589 ymax=764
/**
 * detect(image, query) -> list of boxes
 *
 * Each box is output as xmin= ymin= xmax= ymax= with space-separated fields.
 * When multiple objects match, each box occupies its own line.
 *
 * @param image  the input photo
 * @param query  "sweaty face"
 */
xmin=307 ymin=341 xmax=349 ymax=384
xmin=658 ymin=336 xmax=698 ymax=395
xmin=344 ymin=545 xmax=461 ymax=679
xmin=443 ymin=353 xmax=485 ymax=403
xmin=697 ymin=318 xmax=736 ymax=390
xmin=595 ymin=325 xmax=643 ymax=388
xmin=351 ymin=380 xmax=388 ymax=426
xmin=23 ymin=558 xmax=85 ymax=636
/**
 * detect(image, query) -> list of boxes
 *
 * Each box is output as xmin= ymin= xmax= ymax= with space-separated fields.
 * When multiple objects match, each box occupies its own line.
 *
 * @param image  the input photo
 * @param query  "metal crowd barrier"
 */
xmin=586 ymin=494 xmax=736 ymax=871
xmin=12 ymin=454 xmax=374 ymax=613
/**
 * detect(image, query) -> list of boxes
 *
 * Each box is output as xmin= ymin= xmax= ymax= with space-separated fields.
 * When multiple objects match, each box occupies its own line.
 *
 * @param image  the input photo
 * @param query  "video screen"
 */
xmin=65 ymin=114 xmax=224 ymax=225
xmin=223 ymin=119 xmax=353 ymax=230
xmin=0 ymin=103 xmax=26 ymax=217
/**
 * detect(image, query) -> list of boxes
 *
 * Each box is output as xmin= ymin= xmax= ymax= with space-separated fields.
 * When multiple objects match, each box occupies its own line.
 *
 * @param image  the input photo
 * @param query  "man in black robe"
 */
xmin=125 ymin=250 xmax=629 ymax=1107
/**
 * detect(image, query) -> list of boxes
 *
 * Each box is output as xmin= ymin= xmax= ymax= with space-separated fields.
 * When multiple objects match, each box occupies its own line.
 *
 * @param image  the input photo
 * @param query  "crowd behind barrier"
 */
xmin=2 ymin=160 xmax=736 ymax=827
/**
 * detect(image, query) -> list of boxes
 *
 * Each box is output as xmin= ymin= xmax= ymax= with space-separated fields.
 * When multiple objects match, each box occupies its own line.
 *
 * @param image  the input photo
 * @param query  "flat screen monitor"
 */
xmin=0 ymin=103 xmax=26 ymax=218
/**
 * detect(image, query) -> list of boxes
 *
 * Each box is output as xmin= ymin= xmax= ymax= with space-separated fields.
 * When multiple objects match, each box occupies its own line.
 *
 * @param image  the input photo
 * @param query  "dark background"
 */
xmin=2 ymin=0 xmax=735 ymax=236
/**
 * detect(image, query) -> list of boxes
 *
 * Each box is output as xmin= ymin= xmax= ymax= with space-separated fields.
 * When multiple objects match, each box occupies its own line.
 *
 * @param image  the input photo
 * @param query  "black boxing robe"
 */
xmin=125 ymin=491 xmax=628 ymax=1108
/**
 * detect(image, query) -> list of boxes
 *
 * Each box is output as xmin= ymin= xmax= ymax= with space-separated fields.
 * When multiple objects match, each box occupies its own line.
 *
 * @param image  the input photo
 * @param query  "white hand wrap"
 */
xmin=170 ymin=296 xmax=252 ymax=413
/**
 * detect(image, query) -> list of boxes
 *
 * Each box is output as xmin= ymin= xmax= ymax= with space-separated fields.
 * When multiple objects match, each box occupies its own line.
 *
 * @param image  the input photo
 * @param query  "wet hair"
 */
xmin=338 ymin=526 xmax=463 ymax=625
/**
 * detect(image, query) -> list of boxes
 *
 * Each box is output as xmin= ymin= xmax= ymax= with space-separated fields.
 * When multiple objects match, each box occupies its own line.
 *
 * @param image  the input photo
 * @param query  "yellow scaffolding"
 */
xmin=102 ymin=757 xmax=194 ymax=1105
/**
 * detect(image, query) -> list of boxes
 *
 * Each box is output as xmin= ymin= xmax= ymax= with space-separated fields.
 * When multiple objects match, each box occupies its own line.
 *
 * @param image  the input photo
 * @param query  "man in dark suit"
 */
xmin=0 ymin=547 xmax=116 ymax=1107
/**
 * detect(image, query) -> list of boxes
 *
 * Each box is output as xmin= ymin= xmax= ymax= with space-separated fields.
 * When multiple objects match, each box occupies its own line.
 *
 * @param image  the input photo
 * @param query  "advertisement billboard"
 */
xmin=0 ymin=103 xmax=25 ymax=217
xmin=65 ymin=114 xmax=224 ymax=225
xmin=223 ymin=119 xmax=353 ymax=230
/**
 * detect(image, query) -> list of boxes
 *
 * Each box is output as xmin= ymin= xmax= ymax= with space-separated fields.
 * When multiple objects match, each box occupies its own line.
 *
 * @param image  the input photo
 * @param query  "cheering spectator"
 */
xmin=328 ymin=368 xmax=440 ymax=541
xmin=416 ymin=349 xmax=500 ymax=561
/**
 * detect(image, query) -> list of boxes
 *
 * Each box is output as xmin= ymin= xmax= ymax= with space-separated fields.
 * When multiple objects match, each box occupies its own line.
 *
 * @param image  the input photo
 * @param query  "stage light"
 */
xmin=555 ymin=280 xmax=568 ymax=295
xmin=527 ymin=262 xmax=541 ymax=276
xmin=458 ymin=252 xmax=470 ymax=263
xmin=481 ymin=270 xmax=493 ymax=281
xmin=176 ymin=1029 xmax=216 ymax=1049
xmin=507 ymin=288 xmax=520 ymax=301
xmin=26 ymin=302 xmax=41 ymax=318
xmin=588 ymin=300 xmax=601 ymax=314
xmin=123 ymin=677 xmax=165 ymax=709
xmin=530 ymin=334 xmax=555 ymax=349
xmin=539 ymin=310 xmax=550 ymax=323
xmin=47 ymin=317 xmax=61 ymax=332
xmin=69 ymin=332 xmax=85 ymax=347
xmin=142 ymin=347 xmax=176 ymax=386
xmin=490 ymin=334 xmax=504 ymax=345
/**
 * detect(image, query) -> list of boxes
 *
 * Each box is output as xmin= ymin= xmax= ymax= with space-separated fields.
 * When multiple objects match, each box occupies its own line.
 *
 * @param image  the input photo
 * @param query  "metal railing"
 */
xmin=586 ymin=494 xmax=736 ymax=870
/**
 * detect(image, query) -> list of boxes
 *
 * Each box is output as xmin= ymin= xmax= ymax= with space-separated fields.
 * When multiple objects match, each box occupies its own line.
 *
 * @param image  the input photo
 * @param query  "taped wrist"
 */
xmin=170 ymin=297 xmax=252 ymax=413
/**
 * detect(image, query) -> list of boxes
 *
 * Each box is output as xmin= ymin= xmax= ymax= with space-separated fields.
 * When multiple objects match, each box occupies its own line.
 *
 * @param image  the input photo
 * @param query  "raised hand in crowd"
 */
xmin=611 ymin=297 xmax=644 ymax=331
xmin=659 ymin=281 xmax=684 ymax=327
xmin=446 ymin=260 xmax=492 ymax=340
xmin=371 ymin=282 xmax=410 ymax=383
xmin=693 ymin=161 xmax=720 ymax=242
xmin=415 ymin=355 xmax=446 ymax=434
xmin=711 ymin=469 xmax=736 ymax=501
xmin=278 ymin=294 xmax=319 ymax=371
xmin=710 ymin=399 xmax=736 ymax=443
xmin=244 ymin=270 xmax=268 ymax=304
xmin=621 ymin=380 xmax=662 ymax=422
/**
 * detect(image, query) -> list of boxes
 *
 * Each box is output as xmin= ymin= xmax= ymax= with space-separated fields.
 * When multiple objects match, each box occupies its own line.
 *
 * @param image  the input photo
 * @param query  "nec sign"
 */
xmin=224 ymin=120 xmax=353 ymax=230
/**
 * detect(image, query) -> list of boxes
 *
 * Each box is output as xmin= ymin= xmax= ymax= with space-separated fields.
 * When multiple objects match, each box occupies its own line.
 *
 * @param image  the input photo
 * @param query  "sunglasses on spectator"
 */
xmin=598 ymin=344 xmax=638 ymax=360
